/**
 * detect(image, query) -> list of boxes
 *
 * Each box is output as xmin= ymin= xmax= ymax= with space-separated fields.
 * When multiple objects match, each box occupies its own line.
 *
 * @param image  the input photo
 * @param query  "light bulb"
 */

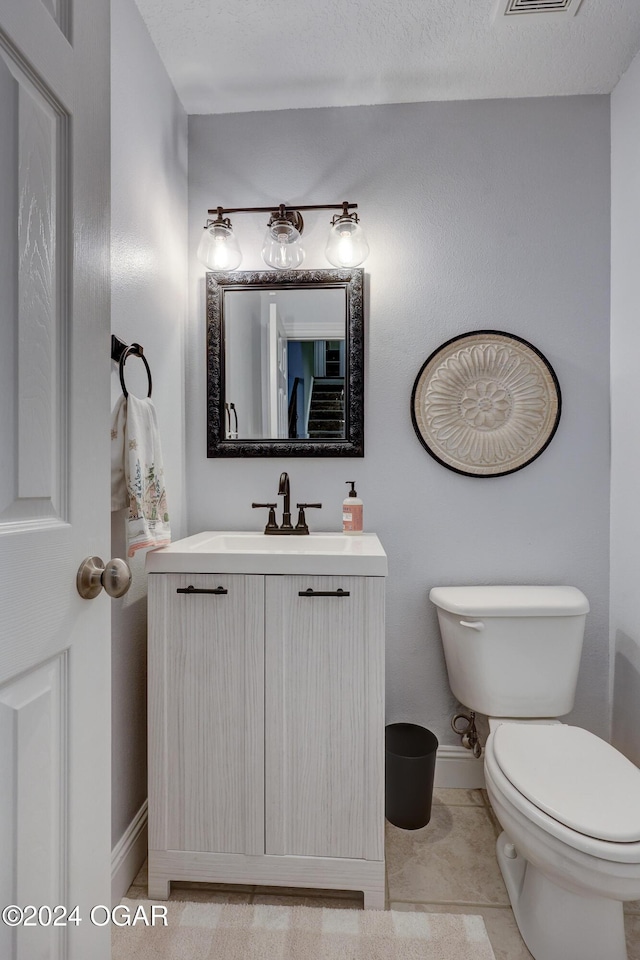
xmin=196 ymin=220 xmax=242 ymax=270
xmin=262 ymin=218 xmax=305 ymax=270
xmin=325 ymin=216 xmax=369 ymax=268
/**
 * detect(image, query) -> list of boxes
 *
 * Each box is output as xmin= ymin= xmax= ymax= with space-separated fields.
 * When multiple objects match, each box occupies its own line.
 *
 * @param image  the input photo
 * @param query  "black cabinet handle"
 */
xmin=176 ymin=585 xmax=228 ymax=595
xmin=298 ymin=588 xmax=350 ymax=598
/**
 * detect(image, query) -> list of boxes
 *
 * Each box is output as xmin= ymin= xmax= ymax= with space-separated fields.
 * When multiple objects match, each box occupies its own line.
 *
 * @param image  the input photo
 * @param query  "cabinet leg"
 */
xmin=363 ymin=885 xmax=386 ymax=910
xmin=148 ymin=877 xmax=170 ymax=900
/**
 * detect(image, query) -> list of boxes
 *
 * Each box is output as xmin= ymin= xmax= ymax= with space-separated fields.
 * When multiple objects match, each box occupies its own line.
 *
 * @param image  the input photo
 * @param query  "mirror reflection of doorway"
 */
xmin=287 ymin=340 xmax=345 ymax=439
xmin=222 ymin=284 xmax=348 ymax=442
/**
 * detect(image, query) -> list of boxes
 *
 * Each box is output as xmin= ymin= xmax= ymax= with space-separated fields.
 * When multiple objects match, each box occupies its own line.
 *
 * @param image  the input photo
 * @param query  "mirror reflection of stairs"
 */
xmin=308 ymin=379 xmax=345 ymax=438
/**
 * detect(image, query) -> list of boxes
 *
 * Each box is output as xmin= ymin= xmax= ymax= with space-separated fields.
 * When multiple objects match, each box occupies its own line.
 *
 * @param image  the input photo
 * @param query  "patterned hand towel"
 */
xmin=111 ymin=395 xmax=171 ymax=557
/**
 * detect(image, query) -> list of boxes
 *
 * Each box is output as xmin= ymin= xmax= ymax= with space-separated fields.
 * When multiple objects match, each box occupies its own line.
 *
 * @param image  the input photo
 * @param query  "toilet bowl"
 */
xmin=429 ymin=585 xmax=640 ymax=960
xmin=484 ymin=720 xmax=640 ymax=960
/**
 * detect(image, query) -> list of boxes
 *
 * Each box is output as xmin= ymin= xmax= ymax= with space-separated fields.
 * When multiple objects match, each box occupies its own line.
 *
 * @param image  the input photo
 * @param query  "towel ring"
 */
xmin=119 ymin=343 xmax=152 ymax=399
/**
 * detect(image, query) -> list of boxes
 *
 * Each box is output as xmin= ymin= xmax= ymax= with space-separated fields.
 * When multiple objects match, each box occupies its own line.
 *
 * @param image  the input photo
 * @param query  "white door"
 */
xmin=0 ymin=1 xmax=112 ymax=958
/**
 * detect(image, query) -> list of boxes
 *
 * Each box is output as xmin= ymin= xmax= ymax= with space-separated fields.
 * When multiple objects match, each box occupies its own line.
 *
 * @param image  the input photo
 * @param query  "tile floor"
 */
xmin=124 ymin=788 xmax=640 ymax=960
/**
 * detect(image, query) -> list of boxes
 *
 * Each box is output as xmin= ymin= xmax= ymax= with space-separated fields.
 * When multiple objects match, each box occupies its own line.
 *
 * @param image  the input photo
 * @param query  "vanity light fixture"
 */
xmin=197 ymin=209 xmax=243 ymax=270
xmin=325 ymin=205 xmax=370 ymax=269
xmin=196 ymin=202 xmax=369 ymax=271
xmin=261 ymin=207 xmax=305 ymax=269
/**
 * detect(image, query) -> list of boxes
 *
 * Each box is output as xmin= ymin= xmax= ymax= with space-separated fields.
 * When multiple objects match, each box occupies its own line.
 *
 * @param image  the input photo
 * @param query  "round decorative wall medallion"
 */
xmin=411 ymin=331 xmax=561 ymax=477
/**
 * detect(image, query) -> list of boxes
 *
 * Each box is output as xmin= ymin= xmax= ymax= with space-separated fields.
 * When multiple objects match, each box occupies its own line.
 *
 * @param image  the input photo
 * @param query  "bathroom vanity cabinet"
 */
xmin=146 ymin=568 xmax=385 ymax=908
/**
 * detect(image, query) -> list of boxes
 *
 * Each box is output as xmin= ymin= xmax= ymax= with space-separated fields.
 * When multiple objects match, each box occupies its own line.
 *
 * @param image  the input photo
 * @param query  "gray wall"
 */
xmin=611 ymin=49 xmax=640 ymax=766
xmin=187 ymin=96 xmax=611 ymax=746
xmin=111 ymin=0 xmax=188 ymax=846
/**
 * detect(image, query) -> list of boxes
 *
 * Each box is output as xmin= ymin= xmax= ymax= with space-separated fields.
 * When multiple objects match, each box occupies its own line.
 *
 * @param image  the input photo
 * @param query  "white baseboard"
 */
xmin=435 ymin=745 xmax=486 ymax=789
xmin=111 ymin=800 xmax=148 ymax=907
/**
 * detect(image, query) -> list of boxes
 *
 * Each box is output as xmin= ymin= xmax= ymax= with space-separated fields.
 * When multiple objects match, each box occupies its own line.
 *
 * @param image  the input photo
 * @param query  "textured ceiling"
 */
xmin=133 ymin=0 xmax=640 ymax=115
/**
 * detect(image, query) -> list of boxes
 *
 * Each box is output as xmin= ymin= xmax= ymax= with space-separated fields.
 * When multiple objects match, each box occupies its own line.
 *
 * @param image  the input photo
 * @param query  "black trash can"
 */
xmin=385 ymin=723 xmax=439 ymax=830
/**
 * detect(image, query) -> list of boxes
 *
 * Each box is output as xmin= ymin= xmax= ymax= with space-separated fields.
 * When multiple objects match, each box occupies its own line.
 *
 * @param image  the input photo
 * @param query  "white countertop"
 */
xmin=145 ymin=530 xmax=388 ymax=577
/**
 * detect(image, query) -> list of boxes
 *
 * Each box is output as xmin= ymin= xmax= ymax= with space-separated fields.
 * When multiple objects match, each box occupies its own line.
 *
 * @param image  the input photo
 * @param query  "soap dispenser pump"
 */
xmin=342 ymin=481 xmax=363 ymax=535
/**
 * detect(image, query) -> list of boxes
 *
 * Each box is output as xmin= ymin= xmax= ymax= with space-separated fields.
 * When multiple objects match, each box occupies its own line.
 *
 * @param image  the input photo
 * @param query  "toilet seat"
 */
xmin=484 ymin=733 xmax=640 ymax=866
xmin=492 ymin=723 xmax=640 ymax=843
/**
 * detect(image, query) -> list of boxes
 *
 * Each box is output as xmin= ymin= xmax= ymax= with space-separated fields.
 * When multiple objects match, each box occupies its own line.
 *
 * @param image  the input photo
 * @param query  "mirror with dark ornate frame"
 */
xmin=206 ymin=268 xmax=364 ymax=457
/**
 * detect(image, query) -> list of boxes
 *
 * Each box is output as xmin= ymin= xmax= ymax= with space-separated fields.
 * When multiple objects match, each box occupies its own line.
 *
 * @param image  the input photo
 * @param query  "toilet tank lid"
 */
xmin=429 ymin=585 xmax=590 ymax=617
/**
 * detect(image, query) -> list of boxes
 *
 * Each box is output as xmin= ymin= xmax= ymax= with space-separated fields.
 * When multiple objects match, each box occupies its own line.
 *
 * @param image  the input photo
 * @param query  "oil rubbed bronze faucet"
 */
xmin=252 ymin=472 xmax=322 ymax=535
xmin=278 ymin=471 xmax=293 ymax=531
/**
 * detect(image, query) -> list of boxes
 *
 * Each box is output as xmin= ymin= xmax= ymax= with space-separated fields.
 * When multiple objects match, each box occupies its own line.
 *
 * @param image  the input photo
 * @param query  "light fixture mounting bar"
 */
xmin=207 ymin=202 xmax=357 ymax=216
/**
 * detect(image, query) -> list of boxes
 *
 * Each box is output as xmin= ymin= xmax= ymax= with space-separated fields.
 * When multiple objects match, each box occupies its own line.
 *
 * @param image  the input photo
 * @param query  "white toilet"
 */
xmin=430 ymin=584 xmax=640 ymax=960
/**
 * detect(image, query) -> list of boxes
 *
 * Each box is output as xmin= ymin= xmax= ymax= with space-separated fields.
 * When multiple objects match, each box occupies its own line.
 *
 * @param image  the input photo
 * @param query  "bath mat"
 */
xmin=111 ymin=897 xmax=497 ymax=959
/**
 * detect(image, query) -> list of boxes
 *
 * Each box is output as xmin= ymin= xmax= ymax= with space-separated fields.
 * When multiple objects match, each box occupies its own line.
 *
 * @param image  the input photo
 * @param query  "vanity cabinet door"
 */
xmin=265 ymin=575 xmax=385 ymax=861
xmin=148 ymin=573 xmax=264 ymax=856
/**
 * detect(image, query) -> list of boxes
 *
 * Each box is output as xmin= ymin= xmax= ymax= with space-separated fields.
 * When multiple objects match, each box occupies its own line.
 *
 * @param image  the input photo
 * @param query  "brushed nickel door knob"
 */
xmin=76 ymin=556 xmax=132 ymax=599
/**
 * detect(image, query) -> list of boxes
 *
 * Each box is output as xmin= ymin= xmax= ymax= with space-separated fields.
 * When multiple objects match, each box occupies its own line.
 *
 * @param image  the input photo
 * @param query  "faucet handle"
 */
xmin=252 ymin=502 xmax=279 ymax=533
xmin=295 ymin=502 xmax=322 ymax=534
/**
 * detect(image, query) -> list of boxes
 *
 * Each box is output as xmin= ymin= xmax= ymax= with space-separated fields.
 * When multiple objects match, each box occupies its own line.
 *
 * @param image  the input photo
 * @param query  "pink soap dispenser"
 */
xmin=342 ymin=481 xmax=363 ymax=534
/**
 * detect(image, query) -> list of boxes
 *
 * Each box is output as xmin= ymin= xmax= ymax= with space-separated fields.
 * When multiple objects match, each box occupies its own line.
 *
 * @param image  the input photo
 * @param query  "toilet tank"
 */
xmin=429 ymin=586 xmax=589 ymax=718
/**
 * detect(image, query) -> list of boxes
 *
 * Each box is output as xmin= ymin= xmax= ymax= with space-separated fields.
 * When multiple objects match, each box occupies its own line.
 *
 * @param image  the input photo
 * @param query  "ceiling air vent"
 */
xmin=494 ymin=0 xmax=584 ymax=20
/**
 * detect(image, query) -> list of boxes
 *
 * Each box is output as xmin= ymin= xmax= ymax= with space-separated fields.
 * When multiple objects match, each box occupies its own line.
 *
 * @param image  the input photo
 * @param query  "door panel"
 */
xmin=265 ymin=575 xmax=385 ymax=861
xmin=0 ymin=48 xmax=66 ymax=527
xmin=0 ymin=656 xmax=67 ymax=960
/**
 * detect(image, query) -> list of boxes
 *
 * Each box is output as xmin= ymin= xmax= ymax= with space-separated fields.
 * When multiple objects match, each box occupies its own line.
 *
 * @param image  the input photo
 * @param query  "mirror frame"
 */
xmin=206 ymin=268 xmax=364 ymax=457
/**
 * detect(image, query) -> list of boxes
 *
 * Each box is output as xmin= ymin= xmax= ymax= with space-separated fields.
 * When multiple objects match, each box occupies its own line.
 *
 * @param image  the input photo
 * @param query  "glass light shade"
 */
xmin=261 ymin=219 xmax=305 ymax=270
xmin=325 ymin=216 xmax=369 ymax=268
xmin=196 ymin=221 xmax=242 ymax=270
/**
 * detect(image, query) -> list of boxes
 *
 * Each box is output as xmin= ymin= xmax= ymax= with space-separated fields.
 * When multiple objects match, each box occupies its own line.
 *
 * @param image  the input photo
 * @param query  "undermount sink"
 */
xmin=145 ymin=530 xmax=387 ymax=576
